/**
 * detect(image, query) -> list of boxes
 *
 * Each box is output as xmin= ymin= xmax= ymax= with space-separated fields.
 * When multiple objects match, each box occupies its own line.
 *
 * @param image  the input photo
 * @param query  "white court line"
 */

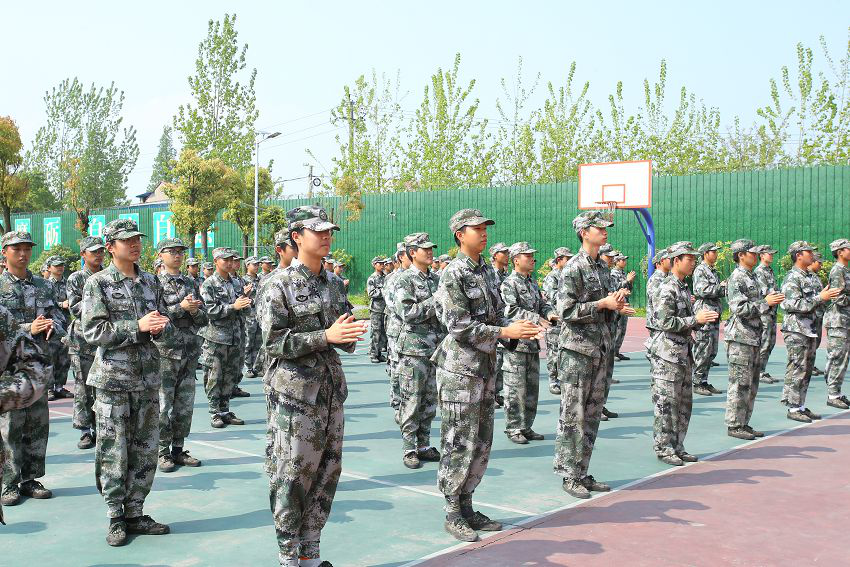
xmin=187 ymin=438 xmax=536 ymax=517
xmin=399 ymin=408 xmax=850 ymax=566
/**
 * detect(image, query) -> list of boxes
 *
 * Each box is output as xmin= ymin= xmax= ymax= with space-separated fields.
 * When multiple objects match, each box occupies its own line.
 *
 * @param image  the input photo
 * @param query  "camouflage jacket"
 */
xmin=256 ymin=265 xmax=285 ymax=330
xmin=809 ymin=272 xmax=826 ymax=320
xmin=825 ymin=263 xmax=850 ymax=330
xmin=754 ymin=264 xmax=779 ymax=317
xmin=157 ymin=272 xmax=208 ymax=359
xmin=199 ymin=272 xmax=241 ymax=345
xmin=81 ymin=263 xmax=173 ymax=391
xmin=609 ymin=267 xmax=633 ymax=292
xmin=556 ymin=249 xmax=615 ymax=358
xmin=542 ymin=267 xmax=561 ymax=303
xmin=383 ymin=269 xmax=403 ymax=339
xmin=395 ymin=266 xmax=441 ymax=357
xmin=724 ymin=266 xmax=763 ymax=346
xmin=326 ymin=270 xmax=353 ymax=315
xmin=259 ymin=258 xmax=355 ymax=405
xmin=780 ymin=266 xmax=824 ymax=338
xmin=651 ymin=275 xmax=701 ymax=365
xmin=494 ymin=266 xmax=509 ymax=291
xmin=48 ymin=275 xmax=71 ymax=326
xmin=431 ymin=252 xmax=509 ymax=399
xmin=693 ymin=262 xmax=724 ymax=314
xmin=66 ymin=266 xmax=100 ymax=354
xmin=502 ymin=271 xmax=554 ymax=353
xmin=366 ymin=272 xmax=386 ymax=313
xmin=0 ymin=270 xmax=66 ymax=343
xmin=645 ymin=269 xmax=668 ymax=332
xmin=242 ymin=273 xmax=260 ymax=321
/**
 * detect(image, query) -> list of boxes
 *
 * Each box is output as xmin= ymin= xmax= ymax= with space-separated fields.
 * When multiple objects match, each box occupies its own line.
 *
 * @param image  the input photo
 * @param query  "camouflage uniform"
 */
xmin=500 ymin=243 xmax=554 ymax=436
xmin=644 ymin=252 xmax=669 ymax=375
xmin=649 ymin=242 xmax=702 ymax=458
xmin=609 ymin=256 xmax=632 ymax=356
xmin=366 ymin=265 xmax=387 ymax=360
xmin=724 ymin=241 xmax=764 ymax=429
xmin=809 ymin=265 xmax=825 ymax=351
xmin=228 ymin=264 xmax=249 ymax=389
xmin=199 ymin=249 xmax=244 ymax=418
xmin=260 ymin=206 xmax=354 ymax=565
xmin=0 ymin=236 xmax=63 ymax=495
xmin=490 ymin=243 xmax=510 ymax=401
xmin=780 ymin=242 xmax=824 ymax=408
xmin=0 ymin=303 xmax=50 ymax=523
xmin=81 ymin=219 xmax=174 ymax=519
xmin=542 ymin=247 xmax=572 ymax=390
xmin=47 ymin=257 xmax=72 ymax=393
xmin=157 ymin=239 xmax=208 ymax=457
xmin=825 ymin=239 xmax=850 ymax=401
xmin=383 ymin=247 xmax=406 ymax=411
xmin=692 ymin=244 xmax=724 ymax=387
xmin=597 ymin=244 xmax=618 ymax=405
xmin=242 ymin=259 xmax=262 ymax=378
xmin=754 ymin=251 xmax=780 ymax=378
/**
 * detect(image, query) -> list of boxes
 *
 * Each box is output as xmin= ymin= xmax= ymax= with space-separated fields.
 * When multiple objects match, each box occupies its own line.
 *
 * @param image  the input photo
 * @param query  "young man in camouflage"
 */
xmin=489 ymin=242 xmax=510 ymax=407
xmin=597 ymin=243 xmax=630 ymax=420
xmin=610 ymin=251 xmax=636 ymax=361
xmin=555 ymin=212 xmax=631 ymax=498
xmin=185 ymin=257 xmax=201 ymax=284
xmin=255 ymin=230 xmax=298 ymax=378
xmin=808 ymin=254 xmax=826 ymax=376
xmin=242 ymin=256 xmax=263 ymax=379
xmin=825 ymin=238 xmax=850 ymax=409
xmin=691 ymin=243 xmax=725 ymax=397
xmin=200 ymin=247 xmax=252 ymax=429
xmin=366 ymin=257 xmax=387 ymax=363
xmin=432 ymin=209 xmax=539 ymax=542
xmin=261 ymin=205 xmax=366 ymax=567
xmin=45 ymin=256 xmax=73 ymax=401
xmin=81 ymin=218 xmax=174 ymax=546
xmin=650 ymin=242 xmax=718 ymax=466
xmin=501 ymin=242 xmax=556 ymax=444
xmin=543 ymin=247 xmax=572 ymax=395
xmin=67 ymin=236 xmax=107 ymax=450
xmin=156 ymin=238 xmax=207 ymax=472
xmin=0 ymin=302 xmax=51 ymax=524
xmin=780 ymin=241 xmax=840 ymax=422
xmin=260 ymin=256 xmax=275 ymax=278
xmin=724 ymin=240 xmax=784 ymax=441
xmin=202 ymin=262 xmax=214 ymax=281
xmin=754 ymin=245 xmax=780 ymax=383
xmin=383 ymin=244 xmax=409 ymax=419
xmin=394 ymin=233 xmax=442 ymax=468
xmin=0 ymin=231 xmax=63 ymax=506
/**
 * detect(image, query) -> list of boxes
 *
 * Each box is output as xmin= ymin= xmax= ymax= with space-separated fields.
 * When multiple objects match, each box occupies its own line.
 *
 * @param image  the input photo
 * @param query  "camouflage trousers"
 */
xmin=51 ymin=340 xmax=71 ymax=389
xmin=71 ymin=350 xmax=95 ymax=430
xmin=554 ymin=349 xmax=607 ymax=481
xmin=397 ymin=354 xmax=437 ymax=452
xmin=725 ymin=342 xmax=760 ymax=428
xmin=368 ymin=312 xmax=387 ymax=358
xmin=266 ymin=381 xmax=343 ymax=563
xmin=159 ymin=355 xmax=198 ymax=455
xmin=825 ymin=329 xmax=850 ymax=397
xmin=613 ymin=314 xmax=628 ymax=355
xmin=502 ymin=351 xmax=540 ymax=434
xmin=781 ymin=332 xmax=816 ymax=407
xmin=235 ymin=325 xmax=247 ymax=386
xmin=93 ymin=388 xmax=159 ymax=519
xmin=758 ymin=314 xmax=778 ymax=376
xmin=495 ymin=346 xmax=505 ymax=395
xmin=651 ymin=358 xmax=693 ymax=457
xmin=692 ymin=323 xmax=720 ymax=385
xmin=244 ymin=318 xmax=262 ymax=377
xmin=200 ymin=340 xmax=241 ymax=414
xmin=0 ymin=392 xmax=48 ymax=488
xmin=815 ymin=316 xmax=823 ymax=349
xmin=602 ymin=338 xmax=617 ymax=402
xmin=386 ymin=334 xmax=401 ymax=409
xmin=436 ymin=368 xmax=495 ymax=498
xmin=545 ymin=324 xmax=561 ymax=387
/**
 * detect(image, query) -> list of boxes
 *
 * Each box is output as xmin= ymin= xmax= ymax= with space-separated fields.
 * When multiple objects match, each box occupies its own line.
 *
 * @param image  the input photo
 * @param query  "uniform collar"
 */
xmin=4 ymin=269 xmax=33 ymax=283
xmin=292 ymin=258 xmax=327 ymax=283
xmin=458 ymin=251 xmax=485 ymax=272
xmin=105 ymin=262 xmax=140 ymax=283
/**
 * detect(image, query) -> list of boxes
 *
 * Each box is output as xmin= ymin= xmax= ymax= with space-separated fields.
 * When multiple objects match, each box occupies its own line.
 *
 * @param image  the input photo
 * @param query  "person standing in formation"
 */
xmin=610 ymin=251 xmax=635 ymax=361
xmin=824 ymin=238 xmax=850 ymax=409
xmin=692 ymin=243 xmax=726 ymax=397
xmin=754 ymin=245 xmax=780 ymax=383
xmin=808 ymin=253 xmax=826 ymax=377
xmin=366 ymin=257 xmax=388 ymax=363
xmin=489 ymin=242 xmax=510 ymax=408
xmin=542 ymin=247 xmax=572 ymax=395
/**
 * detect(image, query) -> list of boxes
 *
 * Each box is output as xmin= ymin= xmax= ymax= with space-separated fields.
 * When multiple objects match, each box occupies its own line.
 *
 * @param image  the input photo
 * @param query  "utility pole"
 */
xmin=307 ymin=165 xmax=314 ymax=198
xmin=347 ymin=92 xmax=356 ymax=176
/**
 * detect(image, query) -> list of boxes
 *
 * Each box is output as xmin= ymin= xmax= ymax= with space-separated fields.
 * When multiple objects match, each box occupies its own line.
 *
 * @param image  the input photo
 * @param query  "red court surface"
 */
xmin=417 ymin=411 xmax=850 ymax=567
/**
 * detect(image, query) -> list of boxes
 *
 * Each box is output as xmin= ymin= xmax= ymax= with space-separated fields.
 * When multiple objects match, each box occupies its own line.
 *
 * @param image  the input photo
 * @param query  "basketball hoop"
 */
xmin=596 ymin=201 xmax=619 ymax=222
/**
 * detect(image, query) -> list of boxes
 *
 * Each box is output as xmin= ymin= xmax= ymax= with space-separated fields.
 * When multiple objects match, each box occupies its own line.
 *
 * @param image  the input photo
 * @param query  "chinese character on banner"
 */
xmin=118 ymin=212 xmax=140 ymax=226
xmin=152 ymin=211 xmax=175 ymax=246
xmin=14 ymin=219 xmax=31 ymax=233
xmin=88 ymin=215 xmax=106 ymax=237
xmin=43 ymin=217 xmax=61 ymax=250
xmin=195 ymin=226 xmax=215 ymax=249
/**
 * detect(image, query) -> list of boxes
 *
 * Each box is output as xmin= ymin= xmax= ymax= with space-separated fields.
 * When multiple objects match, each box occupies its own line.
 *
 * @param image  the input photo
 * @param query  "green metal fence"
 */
xmin=12 ymin=165 xmax=849 ymax=307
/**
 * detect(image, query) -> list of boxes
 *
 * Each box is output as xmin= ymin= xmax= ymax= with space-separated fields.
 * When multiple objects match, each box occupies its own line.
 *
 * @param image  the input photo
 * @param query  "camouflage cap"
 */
xmin=103 ymin=218 xmax=145 ymax=243
xmin=667 ymin=241 xmax=698 ymax=258
xmin=788 ymin=240 xmax=817 ymax=255
xmin=450 ymin=208 xmax=495 ymax=233
xmin=1 ymin=230 xmax=35 ymax=248
xmin=153 ymin=258 xmax=163 ymax=269
xmin=697 ymin=242 xmax=720 ymax=255
xmin=185 ymin=257 xmax=201 ymax=266
xmin=509 ymin=241 xmax=537 ymax=259
xmin=439 ymin=254 xmax=451 ymax=262
xmin=614 ymin=251 xmax=628 ymax=261
xmin=403 ymin=232 xmax=437 ymax=249
xmin=79 ymin=235 xmax=106 ymax=252
xmin=756 ymin=244 xmax=778 ymax=255
xmin=245 ymin=256 xmax=260 ymax=265
xmin=202 ymin=262 xmax=214 ymax=270
xmin=572 ymin=210 xmax=614 ymax=233
xmin=652 ymin=248 xmax=670 ymax=264
xmin=274 ymin=228 xmax=293 ymax=247
xmin=489 ymin=242 xmax=509 ymax=256
xmin=212 ymin=247 xmax=236 ymax=260
xmin=286 ymin=205 xmax=339 ymax=232
xmin=46 ymin=255 xmax=66 ymax=266
xmin=730 ymin=239 xmax=758 ymax=254
xmin=813 ymin=252 xmax=824 ymax=262
xmin=830 ymin=238 xmax=850 ymax=252
xmin=259 ymin=256 xmax=273 ymax=264
xmin=554 ymin=247 xmax=573 ymax=259
xmin=156 ymin=237 xmax=188 ymax=252
xmin=599 ymin=243 xmax=616 ymax=257
xmin=371 ymin=256 xmax=384 ymax=265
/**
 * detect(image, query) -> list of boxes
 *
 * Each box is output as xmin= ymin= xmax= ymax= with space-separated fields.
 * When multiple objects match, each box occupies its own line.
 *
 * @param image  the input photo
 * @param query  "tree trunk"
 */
xmin=2 ymin=204 xmax=10 ymax=236
xmin=242 ymin=233 xmax=249 ymax=259
xmin=202 ymin=230 xmax=209 ymax=260
xmin=188 ymin=230 xmax=197 ymax=258
xmin=76 ymin=209 xmax=89 ymax=236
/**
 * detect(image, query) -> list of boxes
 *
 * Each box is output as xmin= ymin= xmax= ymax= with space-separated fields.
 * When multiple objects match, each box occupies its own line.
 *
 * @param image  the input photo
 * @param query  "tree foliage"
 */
xmin=222 ymin=166 xmax=274 ymax=257
xmin=0 ymin=116 xmax=29 ymax=232
xmin=148 ymin=126 xmax=177 ymax=191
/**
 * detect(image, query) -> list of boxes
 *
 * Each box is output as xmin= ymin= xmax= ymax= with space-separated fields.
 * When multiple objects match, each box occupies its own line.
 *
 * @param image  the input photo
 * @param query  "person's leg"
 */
xmin=554 ymin=350 xmax=595 ymax=480
xmin=725 ymin=342 xmax=751 ymax=429
xmin=417 ymin=360 xmax=438 ymax=450
xmin=523 ymin=353 xmax=540 ymax=432
xmin=158 ymin=357 xmax=178 ymax=457
xmin=651 ymin=361 xmax=677 ymax=457
xmin=675 ymin=360 xmax=693 ymax=455
xmin=501 ymin=350 xmax=524 ymax=435
xmin=825 ymin=329 xmax=850 ymax=398
xmin=0 ymin=406 xmax=26 ymax=490
xmin=171 ymin=356 xmax=198 ymax=451
xmin=397 ymin=356 xmax=422 ymax=454
xmin=124 ymin=390 xmax=160 ymax=519
xmin=20 ymin=394 xmax=49 ymax=484
xmin=782 ymin=332 xmax=808 ymax=408
xmin=94 ymin=389 xmax=131 ymax=519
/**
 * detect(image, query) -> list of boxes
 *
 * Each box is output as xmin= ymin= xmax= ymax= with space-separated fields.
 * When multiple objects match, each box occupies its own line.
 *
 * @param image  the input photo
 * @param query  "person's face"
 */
xmin=810 ymin=261 xmax=822 ymax=272
xmin=215 ymin=257 xmax=229 ymax=273
xmin=660 ymin=257 xmax=672 ymax=272
xmin=840 ymin=248 xmax=850 ymax=263
xmin=160 ymin=247 xmax=185 ymax=270
xmin=739 ymin=250 xmax=757 ymax=269
xmin=602 ymin=254 xmax=614 ymax=267
xmin=704 ymin=250 xmax=718 ymax=264
xmin=761 ymin=252 xmax=774 ymax=265
xmin=457 ymin=224 xmax=488 ymax=255
xmin=616 ymin=259 xmax=627 ymax=269
xmin=187 ymin=264 xmax=199 ymax=276
xmin=333 ymin=265 xmax=344 ymax=275
xmin=262 ymin=262 xmax=272 ymax=273
xmin=3 ymin=244 xmax=33 ymax=270
xmin=293 ymin=229 xmax=333 ymax=258
xmin=797 ymin=250 xmax=814 ymax=267
xmin=581 ymin=226 xmax=608 ymax=247
xmin=247 ymin=263 xmax=259 ymax=275
xmin=49 ymin=264 xmax=65 ymax=277
xmin=374 ymin=263 xmax=382 ymax=272
xmin=514 ymin=253 xmax=535 ymax=273
xmin=413 ymin=246 xmax=434 ymax=267
xmin=203 ymin=267 xmax=214 ymax=277
xmin=676 ymin=254 xmax=697 ymax=276
xmin=107 ymin=235 xmax=142 ymax=263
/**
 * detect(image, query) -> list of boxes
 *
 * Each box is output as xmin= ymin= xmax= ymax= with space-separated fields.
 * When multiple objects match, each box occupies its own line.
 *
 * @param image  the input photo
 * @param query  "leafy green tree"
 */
xmin=14 ymin=170 xmax=60 ymax=213
xmin=222 ymin=166 xmax=273 ymax=257
xmin=148 ymin=126 xmax=177 ymax=191
xmin=495 ymin=57 xmax=540 ymax=185
xmin=0 ymin=116 xmax=29 ymax=231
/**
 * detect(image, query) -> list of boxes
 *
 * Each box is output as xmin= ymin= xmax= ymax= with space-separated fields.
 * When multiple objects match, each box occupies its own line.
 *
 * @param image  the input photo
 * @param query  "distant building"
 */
xmin=137 ymin=181 xmax=171 ymax=204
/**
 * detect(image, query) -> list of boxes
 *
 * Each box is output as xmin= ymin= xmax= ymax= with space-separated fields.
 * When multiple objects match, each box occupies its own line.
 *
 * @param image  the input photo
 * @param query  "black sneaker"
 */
xmin=223 ymin=412 xmax=245 ymax=425
xmin=711 ymin=361 xmax=720 ymax=367
xmin=786 ymin=410 xmax=812 ymax=423
xmin=549 ymin=384 xmax=561 ymax=395
xmin=562 ymin=478 xmax=591 ymax=498
xmin=600 ymin=412 xmax=609 ymax=421
xmin=47 ymin=390 xmax=56 ymax=402
xmin=20 ymin=480 xmax=52 ymax=499
xmin=658 ymin=454 xmax=684 ymax=466
xmin=743 ymin=425 xmax=765 ymax=438
xmin=602 ymin=407 xmax=618 ymax=418
xmin=466 ymin=510 xmax=502 ymax=531
xmin=125 ymin=515 xmax=170 ymax=535
xmin=173 ymin=450 xmax=201 ymax=467
xmin=616 ymin=353 xmax=631 ymax=361
xmin=56 ymin=387 xmax=74 ymax=399
xmin=706 ymin=383 xmax=723 ymax=394
xmin=417 ymin=447 xmax=440 ymax=462
xmin=760 ymin=374 xmax=777 ymax=384
xmin=803 ymin=408 xmax=822 ymax=420
xmin=693 ymin=383 xmax=713 ymax=396
xmin=840 ymin=395 xmax=850 ymax=407
xmin=211 ymin=414 xmax=226 ymax=428
xmin=678 ymin=452 xmax=699 ymax=463
xmin=582 ymin=475 xmax=611 ymax=492
xmin=158 ymin=454 xmax=177 ymax=473
xmin=403 ymin=452 xmax=421 ymax=469
xmin=522 ymin=429 xmax=544 ymax=441
xmin=494 ymin=394 xmax=504 ymax=408
xmin=812 ymin=367 xmax=824 ymax=376
xmin=727 ymin=427 xmax=756 ymax=440
xmin=444 ymin=517 xmax=478 ymax=542
xmin=106 ymin=520 xmax=127 ymax=547
xmin=77 ymin=432 xmax=95 ymax=450
xmin=231 ymin=387 xmax=250 ymax=398
xmin=507 ymin=431 xmax=528 ymax=444
xmin=827 ymin=397 xmax=850 ymax=409
xmin=1 ymin=485 xmax=21 ymax=506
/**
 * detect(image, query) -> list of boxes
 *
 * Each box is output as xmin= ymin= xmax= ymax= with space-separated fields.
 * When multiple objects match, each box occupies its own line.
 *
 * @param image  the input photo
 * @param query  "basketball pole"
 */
xmin=632 ymin=208 xmax=656 ymax=277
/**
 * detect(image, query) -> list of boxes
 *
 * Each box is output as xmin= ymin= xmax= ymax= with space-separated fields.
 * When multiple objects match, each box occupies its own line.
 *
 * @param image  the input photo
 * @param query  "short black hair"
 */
xmin=790 ymin=251 xmax=801 ymax=264
xmin=732 ymin=251 xmax=741 ymax=264
xmin=405 ymin=246 xmax=418 ymax=262
xmin=834 ymin=250 xmax=840 ymax=259
xmin=576 ymin=232 xmax=584 ymax=244
xmin=289 ymin=228 xmax=305 ymax=255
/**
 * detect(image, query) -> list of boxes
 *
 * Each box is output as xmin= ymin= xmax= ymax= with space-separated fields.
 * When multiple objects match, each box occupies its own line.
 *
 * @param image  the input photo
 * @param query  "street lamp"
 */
xmin=254 ymin=131 xmax=281 ymax=255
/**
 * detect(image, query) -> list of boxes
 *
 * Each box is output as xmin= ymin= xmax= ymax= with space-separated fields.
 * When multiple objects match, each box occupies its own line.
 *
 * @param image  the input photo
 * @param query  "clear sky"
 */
xmin=2 ymin=1 xmax=848 ymax=200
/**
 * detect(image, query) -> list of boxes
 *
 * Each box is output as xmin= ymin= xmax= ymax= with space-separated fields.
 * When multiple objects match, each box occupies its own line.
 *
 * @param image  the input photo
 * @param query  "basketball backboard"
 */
xmin=578 ymin=160 xmax=652 ymax=210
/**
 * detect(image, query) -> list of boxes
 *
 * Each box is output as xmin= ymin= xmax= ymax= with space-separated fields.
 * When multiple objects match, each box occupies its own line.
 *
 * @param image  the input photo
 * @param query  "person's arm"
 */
xmin=559 ymin=267 xmax=602 ymax=323
xmin=693 ymin=265 xmax=722 ymax=299
xmin=439 ymin=269 xmax=501 ymax=353
xmin=67 ymin=273 xmax=85 ymax=319
xmin=261 ymin=278 xmax=330 ymax=359
xmin=727 ymin=273 xmax=762 ymax=319
xmin=202 ymin=279 xmax=233 ymax=320
xmin=81 ymin=277 xmax=140 ymax=348
xmin=781 ymin=275 xmax=821 ymax=313
xmin=0 ymin=306 xmax=50 ymax=413
xmin=830 ymin=267 xmax=850 ymax=307
xmin=396 ymin=274 xmax=435 ymax=323
xmin=502 ymin=278 xmax=541 ymax=323
xmin=657 ymin=285 xmax=699 ymax=332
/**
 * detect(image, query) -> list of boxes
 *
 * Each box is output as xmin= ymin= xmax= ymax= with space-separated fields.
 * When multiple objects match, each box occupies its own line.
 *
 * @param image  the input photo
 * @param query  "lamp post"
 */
xmin=254 ymin=131 xmax=281 ymax=255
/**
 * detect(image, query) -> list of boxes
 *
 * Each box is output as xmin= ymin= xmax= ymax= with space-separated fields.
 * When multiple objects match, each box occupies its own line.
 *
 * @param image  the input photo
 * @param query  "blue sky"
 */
xmin=2 ymin=1 xmax=848 ymax=200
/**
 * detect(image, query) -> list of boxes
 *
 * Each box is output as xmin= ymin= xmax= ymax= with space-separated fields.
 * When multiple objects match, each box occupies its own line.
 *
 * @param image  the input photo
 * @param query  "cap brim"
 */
xmin=419 ymin=242 xmax=437 ymax=249
xmin=457 ymin=217 xmax=495 ymax=231
xmin=3 ymin=238 xmax=35 ymax=247
xmin=111 ymin=230 xmax=146 ymax=241
xmin=303 ymin=219 xmax=340 ymax=232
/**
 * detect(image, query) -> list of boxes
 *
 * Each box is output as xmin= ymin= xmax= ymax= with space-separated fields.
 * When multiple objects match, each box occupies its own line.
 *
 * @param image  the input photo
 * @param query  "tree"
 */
xmin=173 ymin=13 xmax=259 ymax=170
xmin=0 ymin=116 xmax=29 ymax=232
xmin=148 ymin=126 xmax=177 ymax=191
xmin=495 ymin=57 xmax=541 ymax=185
xmin=222 ymin=166 xmax=273 ymax=257
xmin=164 ymin=149 xmax=233 ymax=258
xmin=14 ymin=170 xmax=60 ymax=213
xmin=27 ymin=78 xmax=138 ymax=208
